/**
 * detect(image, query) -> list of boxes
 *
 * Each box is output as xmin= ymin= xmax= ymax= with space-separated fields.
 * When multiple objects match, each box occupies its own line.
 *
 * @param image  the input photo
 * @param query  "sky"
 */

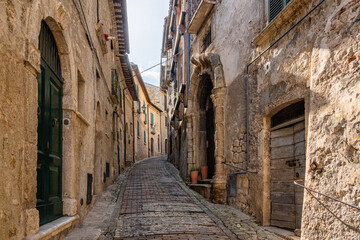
xmin=127 ymin=0 xmax=169 ymax=86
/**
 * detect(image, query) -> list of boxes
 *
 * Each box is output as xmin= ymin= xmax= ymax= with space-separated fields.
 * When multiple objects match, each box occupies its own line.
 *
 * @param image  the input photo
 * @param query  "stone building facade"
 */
xmin=0 ymin=0 xmax=138 ymax=239
xmin=162 ymin=0 xmax=360 ymax=239
xmin=132 ymin=64 xmax=164 ymax=161
xmin=145 ymin=83 xmax=168 ymax=155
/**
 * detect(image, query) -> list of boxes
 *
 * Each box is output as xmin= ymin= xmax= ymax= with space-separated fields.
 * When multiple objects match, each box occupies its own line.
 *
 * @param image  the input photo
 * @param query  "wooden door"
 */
xmin=270 ymin=121 xmax=305 ymax=230
xmin=37 ymin=21 xmax=63 ymax=225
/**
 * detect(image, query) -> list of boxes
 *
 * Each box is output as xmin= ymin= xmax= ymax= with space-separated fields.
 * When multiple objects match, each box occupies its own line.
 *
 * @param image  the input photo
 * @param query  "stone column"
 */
xmin=211 ymin=87 xmax=227 ymax=203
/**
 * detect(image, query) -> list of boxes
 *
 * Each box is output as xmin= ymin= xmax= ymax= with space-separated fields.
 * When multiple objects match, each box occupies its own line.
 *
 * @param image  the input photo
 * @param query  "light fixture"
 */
xmin=142 ymin=104 xmax=146 ymax=113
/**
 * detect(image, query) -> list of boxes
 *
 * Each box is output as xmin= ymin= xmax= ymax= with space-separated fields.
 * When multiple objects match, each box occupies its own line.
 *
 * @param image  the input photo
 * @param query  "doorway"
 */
xmin=151 ymin=137 xmax=154 ymax=156
xmin=37 ymin=21 xmax=63 ymax=225
xmin=270 ymin=101 xmax=305 ymax=230
xmin=199 ymin=75 xmax=215 ymax=179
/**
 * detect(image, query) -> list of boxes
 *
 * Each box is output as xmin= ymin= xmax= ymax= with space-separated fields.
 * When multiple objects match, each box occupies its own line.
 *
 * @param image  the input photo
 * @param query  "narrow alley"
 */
xmin=65 ymin=157 xmax=285 ymax=240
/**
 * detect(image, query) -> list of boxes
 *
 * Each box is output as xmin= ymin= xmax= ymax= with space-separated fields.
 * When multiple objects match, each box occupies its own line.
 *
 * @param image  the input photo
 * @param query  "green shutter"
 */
xmin=137 ymin=120 xmax=139 ymax=137
xmin=138 ymin=100 xmax=141 ymax=111
xmin=144 ymin=130 xmax=146 ymax=143
xmin=136 ymin=85 xmax=139 ymax=97
xmin=145 ymin=112 xmax=147 ymax=124
xmin=150 ymin=113 xmax=154 ymax=125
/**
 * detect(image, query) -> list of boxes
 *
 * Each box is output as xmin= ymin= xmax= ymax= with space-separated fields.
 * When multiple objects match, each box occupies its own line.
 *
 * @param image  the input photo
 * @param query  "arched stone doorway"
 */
xmin=37 ymin=20 xmax=63 ymax=225
xmin=187 ymin=53 xmax=227 ymax=203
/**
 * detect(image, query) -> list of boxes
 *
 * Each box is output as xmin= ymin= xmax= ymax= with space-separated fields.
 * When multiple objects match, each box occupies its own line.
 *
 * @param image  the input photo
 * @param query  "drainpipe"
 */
xmin=187 ymin=33 xmax=190 ymax=93
xmin=238 ymin=0 xmax=328 ymax=176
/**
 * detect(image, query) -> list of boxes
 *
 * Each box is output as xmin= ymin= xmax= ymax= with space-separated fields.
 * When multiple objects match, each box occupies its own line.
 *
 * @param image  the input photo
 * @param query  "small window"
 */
xmin=201 ymin=28 xmax=212 ymax=52
xmin=77 ymin=71 xmax=85 ymax=114
xmin=269 ymin=0 xmax=291 ymax=22
xmin=137 ymin=120 xmax=140 ymax=137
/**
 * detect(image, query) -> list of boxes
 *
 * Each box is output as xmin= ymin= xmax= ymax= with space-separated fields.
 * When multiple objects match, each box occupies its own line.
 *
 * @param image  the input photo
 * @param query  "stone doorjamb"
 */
xmin=187 ymin=52 xmax=227 ymax=203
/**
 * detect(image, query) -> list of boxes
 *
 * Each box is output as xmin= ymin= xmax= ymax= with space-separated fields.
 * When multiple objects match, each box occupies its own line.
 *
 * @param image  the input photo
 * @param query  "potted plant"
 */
xmin=190 ymin=167 xmax=199 ymax=184
xmin=200 ymin=166 xmax=208 ymax=180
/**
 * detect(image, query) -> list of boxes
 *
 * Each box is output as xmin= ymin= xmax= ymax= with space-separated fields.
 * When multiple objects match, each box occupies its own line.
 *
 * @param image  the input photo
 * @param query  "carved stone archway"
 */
xmin=187 ymin=53 xmax=227 ymax=203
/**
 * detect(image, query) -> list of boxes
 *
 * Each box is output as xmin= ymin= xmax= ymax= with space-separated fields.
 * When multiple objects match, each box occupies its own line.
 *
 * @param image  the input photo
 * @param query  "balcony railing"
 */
xmin=187 ymin=0 xmax=216 ymax=34
xmin=187 ymin=0 xmax=202 ymax=25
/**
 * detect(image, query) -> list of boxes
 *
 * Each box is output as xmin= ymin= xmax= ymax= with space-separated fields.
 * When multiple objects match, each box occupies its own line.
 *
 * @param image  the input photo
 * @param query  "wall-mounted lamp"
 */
xmin=142 ymin=104 xmax=146 ymax=113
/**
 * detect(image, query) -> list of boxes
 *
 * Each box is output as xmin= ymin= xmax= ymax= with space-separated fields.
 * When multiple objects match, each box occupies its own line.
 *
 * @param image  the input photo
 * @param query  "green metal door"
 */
xmin=37 ymin=21 xmax=63 ymax=225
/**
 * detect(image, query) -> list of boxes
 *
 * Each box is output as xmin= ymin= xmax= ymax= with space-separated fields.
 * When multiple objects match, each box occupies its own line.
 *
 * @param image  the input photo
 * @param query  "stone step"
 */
xmin=198 ymin=179 xmax=212 ymax=184
xmin=188 ymin=183 xmax=212 ymax=200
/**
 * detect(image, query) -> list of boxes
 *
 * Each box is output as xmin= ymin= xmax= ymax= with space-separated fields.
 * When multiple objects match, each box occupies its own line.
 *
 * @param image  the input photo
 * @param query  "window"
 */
xmin=201 ymin=28 xmax=212 ymax=52
xmin=158 ymin=135 xmax=160 ymax=152
xmin=77 ymin=71 xmax=85 ymax=114
xmin=145 ymin=112 xmax=147 ymax=124
xmin=136 ymin=84 xmax=139 ymax=97
xmin=269 ymin=0 xmax=291 ymax=22
xmin=144 ymin=130 xmax=146 ymax=143
xmin=165 ymin=116 xmax=168 ymax=127
xmin=164 ymin=95 xmax=167 ymax=110
xmin=137 ymin=120 xmax=140 ymax=137
xmin=150 ymin=113 xmax=154 ymax=126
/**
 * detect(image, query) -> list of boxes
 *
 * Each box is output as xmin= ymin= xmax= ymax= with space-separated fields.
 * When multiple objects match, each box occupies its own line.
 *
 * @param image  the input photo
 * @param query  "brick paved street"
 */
xmin=65 ymin=156 xmax=286 ymax=240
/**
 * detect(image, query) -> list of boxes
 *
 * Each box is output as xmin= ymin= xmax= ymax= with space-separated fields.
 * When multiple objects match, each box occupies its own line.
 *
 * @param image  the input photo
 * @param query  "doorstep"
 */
xmin=262 ymin=226 xmax=300 ymax=240
xmin=188 ymin=183 xmax=212 ymax=200
xmin=27 ymin=215 xmax=79 ymax=240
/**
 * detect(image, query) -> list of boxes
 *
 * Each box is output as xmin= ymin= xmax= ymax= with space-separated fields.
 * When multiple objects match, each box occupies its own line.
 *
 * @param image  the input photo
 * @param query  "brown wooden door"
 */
xmin=270 ymin=121 xmax=305 ymax=230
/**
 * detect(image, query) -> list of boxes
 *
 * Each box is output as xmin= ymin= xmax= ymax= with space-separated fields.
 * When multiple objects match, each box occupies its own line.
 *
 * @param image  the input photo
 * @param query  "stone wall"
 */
xmin=0 ymin=0 xmax=130 ymax=238
xmin=177 ymin=0 xmax=359 ymax=238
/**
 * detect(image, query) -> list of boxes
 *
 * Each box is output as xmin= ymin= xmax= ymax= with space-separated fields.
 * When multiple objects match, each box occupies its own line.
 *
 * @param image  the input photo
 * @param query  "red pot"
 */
xmin=190 ymin=171 xmax=198 ymax=184
xmin=200 ymin=166 xmax=208 ymax=180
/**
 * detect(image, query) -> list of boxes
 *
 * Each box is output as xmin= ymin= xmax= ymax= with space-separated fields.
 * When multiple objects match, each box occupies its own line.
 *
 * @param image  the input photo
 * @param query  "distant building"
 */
xmin=132 ymin=64 xmax=164 ymax=161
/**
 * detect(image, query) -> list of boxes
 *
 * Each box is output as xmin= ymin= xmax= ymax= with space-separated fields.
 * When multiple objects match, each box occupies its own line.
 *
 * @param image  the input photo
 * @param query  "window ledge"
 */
xmin=27 ymin=216 xmax=79 ymax=240
xmin=253 ymin=0 xmax=310 ymax=47
xmin=76 ymin=111 xmax=90 ymax=126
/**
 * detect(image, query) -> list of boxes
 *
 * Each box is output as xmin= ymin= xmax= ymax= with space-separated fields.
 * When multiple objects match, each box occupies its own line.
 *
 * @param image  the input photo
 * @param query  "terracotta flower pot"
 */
xmin=190 ymin=171 xmax=199 ymax=184
xmin=200 ymin=166 xmax=208 ymax=180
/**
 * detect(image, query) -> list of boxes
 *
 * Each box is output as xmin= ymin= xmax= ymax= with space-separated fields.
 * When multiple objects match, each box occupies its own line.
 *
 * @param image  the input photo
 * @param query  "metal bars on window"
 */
xmin=269 ymin=0 xmax=292 ymax=22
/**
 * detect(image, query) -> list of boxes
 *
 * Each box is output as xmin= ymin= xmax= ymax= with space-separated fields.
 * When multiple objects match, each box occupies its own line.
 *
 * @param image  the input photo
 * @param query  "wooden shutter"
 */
xmin=151 ymin=113 xmax=154 ymax=125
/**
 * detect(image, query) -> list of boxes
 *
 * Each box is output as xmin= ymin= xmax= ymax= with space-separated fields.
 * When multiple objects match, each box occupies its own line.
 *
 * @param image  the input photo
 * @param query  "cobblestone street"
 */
xmin=65 ymin=157 xmax=286 ymax=240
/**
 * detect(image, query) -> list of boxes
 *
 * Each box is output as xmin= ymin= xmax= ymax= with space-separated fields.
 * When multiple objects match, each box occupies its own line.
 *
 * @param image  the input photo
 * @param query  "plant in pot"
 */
xmin=190 ymin=167 xmax=199 ymax=184
xmin=200 ymin=166 xmax=208 ymax=180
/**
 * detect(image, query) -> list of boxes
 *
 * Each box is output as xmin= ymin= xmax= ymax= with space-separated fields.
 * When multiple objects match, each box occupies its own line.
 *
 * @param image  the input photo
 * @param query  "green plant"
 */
xmin=190 ymin=166 xmax=199 ymax=171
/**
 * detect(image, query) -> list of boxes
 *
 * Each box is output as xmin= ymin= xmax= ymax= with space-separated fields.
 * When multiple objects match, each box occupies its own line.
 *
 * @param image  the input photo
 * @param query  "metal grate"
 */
xmin=269 ymin=0 xmax=292 ymax=22
xmin=86 ymin=174 xmax=93 ymax=204
xmin=106 ymin=162 xmax=110 ymax=177
xmin=39 ymin=21 xmax=61 ymax=78
xmin=229 ymin=174 xmax=237 ymax=197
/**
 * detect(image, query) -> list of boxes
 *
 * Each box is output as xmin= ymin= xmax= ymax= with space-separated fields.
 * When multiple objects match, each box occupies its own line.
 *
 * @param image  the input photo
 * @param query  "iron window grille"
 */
xmin=269 ymin=0 xmax=292 ymax=22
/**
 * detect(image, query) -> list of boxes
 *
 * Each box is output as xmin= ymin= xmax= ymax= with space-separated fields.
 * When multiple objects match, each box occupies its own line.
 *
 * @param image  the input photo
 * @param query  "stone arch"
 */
xmin=187 ymin=53 xmax=227 ymax=203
